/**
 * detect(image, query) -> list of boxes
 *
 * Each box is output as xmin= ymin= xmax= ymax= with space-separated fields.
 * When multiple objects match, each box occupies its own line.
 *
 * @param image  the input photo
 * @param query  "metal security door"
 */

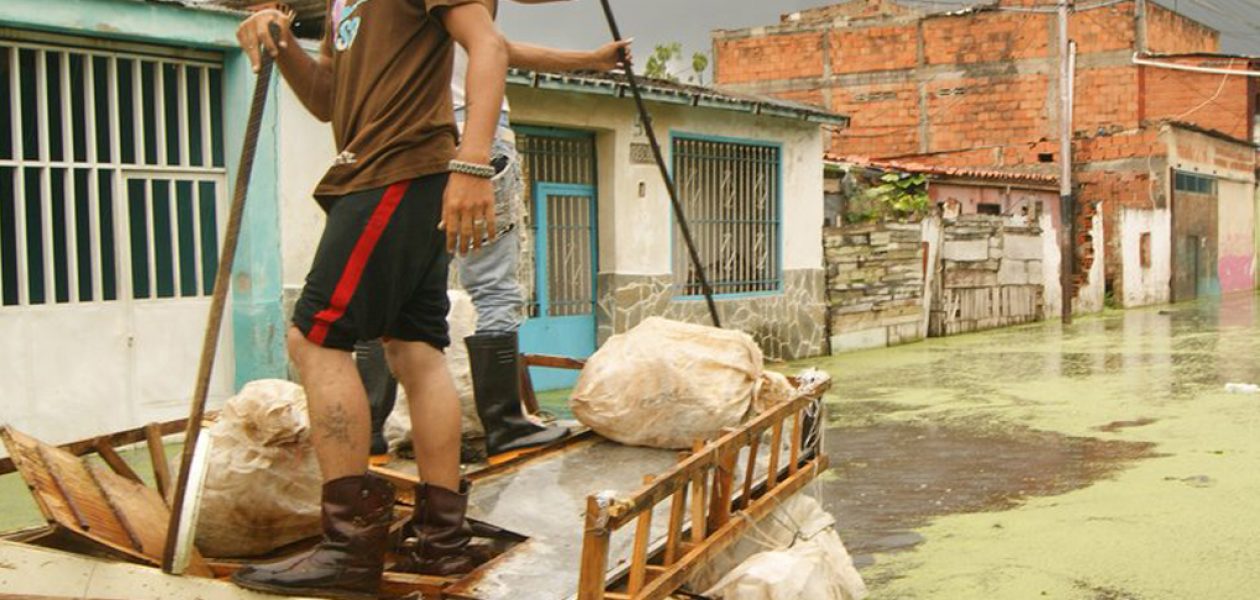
xmin=519 ymin=183 xmax=597 ymax=390
xmin=0 ymin=34 xmax=231 ymax=444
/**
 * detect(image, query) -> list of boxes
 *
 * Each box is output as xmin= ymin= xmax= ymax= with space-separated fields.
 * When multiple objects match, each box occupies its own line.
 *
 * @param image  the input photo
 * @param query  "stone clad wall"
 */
xmin=823 ymin=222 xmax=926 ymax=352
xmin=930 ymin=215 xmax=1045 ymax=336
xmin=595 ymin=269 xmax=827 ymax=362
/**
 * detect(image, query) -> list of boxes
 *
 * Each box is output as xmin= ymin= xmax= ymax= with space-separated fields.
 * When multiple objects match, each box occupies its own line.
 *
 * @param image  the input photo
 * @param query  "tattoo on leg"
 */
xmin=319 ymin=404 xmax=353 ymax=445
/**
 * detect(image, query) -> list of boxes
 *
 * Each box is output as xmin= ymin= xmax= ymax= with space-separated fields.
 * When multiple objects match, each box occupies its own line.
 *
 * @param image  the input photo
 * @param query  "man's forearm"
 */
xmin=459 ymin=35 xmax=509 ymax=163
xmin=507 ymin=41 xmax=595 ymax=72
xmin=273 ymin=29 xmax=334 ymax=122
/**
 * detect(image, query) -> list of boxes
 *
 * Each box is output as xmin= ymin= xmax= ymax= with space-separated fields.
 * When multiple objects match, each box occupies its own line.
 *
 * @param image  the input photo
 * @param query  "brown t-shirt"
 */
xmin=314 ymin=0 xmax=497 ymax=201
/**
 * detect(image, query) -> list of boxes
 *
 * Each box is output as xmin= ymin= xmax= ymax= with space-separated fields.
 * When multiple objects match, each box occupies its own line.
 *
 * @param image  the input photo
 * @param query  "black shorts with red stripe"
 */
xmin=293 ymin=174 xmax=451 ymax=352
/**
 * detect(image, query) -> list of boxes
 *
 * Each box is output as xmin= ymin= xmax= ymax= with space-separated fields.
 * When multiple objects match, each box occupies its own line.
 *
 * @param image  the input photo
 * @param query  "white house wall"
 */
xmin=1119 ymin=207 xmax=1172 ymax=307
xmin=509 ymin=87 xmax=828 ymax=360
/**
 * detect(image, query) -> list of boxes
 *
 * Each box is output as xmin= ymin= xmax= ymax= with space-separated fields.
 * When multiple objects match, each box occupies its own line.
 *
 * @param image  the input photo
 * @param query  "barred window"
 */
xmin=0 ymin=33 xmax=226 ymax=307
xmin=672 ymin=136 xmax=780 ymax=296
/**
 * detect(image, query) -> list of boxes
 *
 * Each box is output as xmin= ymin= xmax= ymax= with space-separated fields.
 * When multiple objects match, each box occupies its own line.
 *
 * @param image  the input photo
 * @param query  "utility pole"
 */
xmin=1135 ymin=0 xmax=1148 ymax=55
xmin=1058 ymin=0 xmax=1075 ymax=325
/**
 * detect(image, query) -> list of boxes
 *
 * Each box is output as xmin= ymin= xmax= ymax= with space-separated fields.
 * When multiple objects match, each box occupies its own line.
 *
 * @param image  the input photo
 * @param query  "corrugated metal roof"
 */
xmin=826 ymin=154 xmax=1059 ymax=186
xmin=509 ymin=68 xmax=850 ymax=126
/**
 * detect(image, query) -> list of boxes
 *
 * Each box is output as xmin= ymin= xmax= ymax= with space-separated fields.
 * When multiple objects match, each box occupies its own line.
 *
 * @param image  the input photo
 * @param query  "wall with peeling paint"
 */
xmin=1217 ymin=180 xmax=1256 ymax=295
xmin=1119 ymin=207 xmax=1173 ymax=307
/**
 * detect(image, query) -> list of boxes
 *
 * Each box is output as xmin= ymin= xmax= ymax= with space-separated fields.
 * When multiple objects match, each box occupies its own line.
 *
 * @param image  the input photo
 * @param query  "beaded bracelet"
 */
xmin=448 ymin=159 xmax=496 ymax=179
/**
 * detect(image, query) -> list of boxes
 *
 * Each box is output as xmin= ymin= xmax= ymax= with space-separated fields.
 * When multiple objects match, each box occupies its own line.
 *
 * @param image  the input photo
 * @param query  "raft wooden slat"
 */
xmin=789 ymin=410 xmax=803 ymax=477
xmin=0 ymin=425 xmax=211 ymax=577
xmin=766 ymin=420 xmax=784 ymax=487
xmin=578 ymin=495 xmax=613 ymax=600
xmin=93 ymin=440 xmax=143 ymax=485
xmin=738 ymin=435 xmax=760 ymax=511
xmin=145 ymin=422 xmax=174 ymax=501
xmin=0 ymin=419 xmax=189 ymax=477
xmin=626 ymin=476 xmax=654 ymax=595
xmin=575 ymin=375 xmax=831 ymax=600
xmin=520 ymin=353 xmax=585 ymax=417
xmin=663 ymin=482 xmax=687 ymax=566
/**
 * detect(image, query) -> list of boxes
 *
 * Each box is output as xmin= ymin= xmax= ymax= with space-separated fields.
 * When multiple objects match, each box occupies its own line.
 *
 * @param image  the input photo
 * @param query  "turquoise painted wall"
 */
xmin=0 ymin=0 xmax=289 ymax=388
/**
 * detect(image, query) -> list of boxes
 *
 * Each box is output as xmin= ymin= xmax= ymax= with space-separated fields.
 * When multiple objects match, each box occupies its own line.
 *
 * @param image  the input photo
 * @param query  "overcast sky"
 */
xmin=497 ymin=0 xmax=1260 ymax=78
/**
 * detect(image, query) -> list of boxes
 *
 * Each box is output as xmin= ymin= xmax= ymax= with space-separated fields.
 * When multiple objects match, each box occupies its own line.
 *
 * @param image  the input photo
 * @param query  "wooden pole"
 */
xmin=1059 ymin=0 xmax=1075 ymax=325
xmin=162 ymin=25 xmax=278 ymax=574
xmin=578 ymin=496 xmax=612 ymax=600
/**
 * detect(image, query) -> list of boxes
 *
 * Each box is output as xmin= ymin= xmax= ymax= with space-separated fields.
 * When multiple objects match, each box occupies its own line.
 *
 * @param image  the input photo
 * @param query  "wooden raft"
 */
xmin=575 ymin=374 xmax=831 ymax=600
xmin=0 ymin=425 xmax=211 ymax=576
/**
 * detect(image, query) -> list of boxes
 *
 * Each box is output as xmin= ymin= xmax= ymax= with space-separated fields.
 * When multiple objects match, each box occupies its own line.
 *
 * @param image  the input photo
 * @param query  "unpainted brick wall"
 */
xmin=714 ymin=0 xmax=1249 ymax=164
xmin=1145 ymin=2 xmax=1219 ymax=54
xmin=1141 ymin=59 xmax=1254 ymax=142
xmin=714 ymin=32 xmax=824 ymax=85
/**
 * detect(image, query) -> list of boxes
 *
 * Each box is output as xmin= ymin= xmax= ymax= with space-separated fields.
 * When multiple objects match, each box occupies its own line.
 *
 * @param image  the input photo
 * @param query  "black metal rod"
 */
xmin=162 ymin=24 xmax=279 ymax=573
xmin=598 ymin=0 xmax=722 ymax=329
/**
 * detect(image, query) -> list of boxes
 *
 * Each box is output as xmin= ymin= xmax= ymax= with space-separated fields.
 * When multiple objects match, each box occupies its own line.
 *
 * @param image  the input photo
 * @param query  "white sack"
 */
xmin=696 ymin=494 xmax=867 ymax=600
xmin=753 ymin=371 xmax=795 ymax=415
xmin=196 ymin=379 xmax=321 ymax=557
xmin=570 ymin=317 xmax=764 ymax=449
xmin=384 ymin=290 xmax=480 ymax=452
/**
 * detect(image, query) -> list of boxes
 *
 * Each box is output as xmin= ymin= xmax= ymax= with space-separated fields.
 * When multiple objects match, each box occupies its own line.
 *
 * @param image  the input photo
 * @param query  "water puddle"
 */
xmin=815 ymin=419 xmax=1158 ymax=568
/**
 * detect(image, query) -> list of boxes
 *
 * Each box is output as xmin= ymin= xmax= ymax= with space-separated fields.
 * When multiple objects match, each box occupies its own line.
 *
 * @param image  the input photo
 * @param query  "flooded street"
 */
xmin=797 ymin=293 xmax=1260 ymax=599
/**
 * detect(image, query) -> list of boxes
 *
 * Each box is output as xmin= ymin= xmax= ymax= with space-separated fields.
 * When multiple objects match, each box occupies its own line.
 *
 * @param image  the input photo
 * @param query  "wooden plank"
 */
xmin=688 ymin=463 xmax=707 ymax=544
xmin=84 ymin=465 xmax=144 ymax=553
xmin=632 ymin=454 xmax=830 ymax=600
xmin=577 ymin=495 xmax=612 ymax=600
xmin=92 ymin=440 xmax=143 ymax=484
xmin=626 ymin=476 xmax=654 ymax=596
xmin=519 ymin=355 xmax=542 ymax=416
xmin=789 ymin=410 xmax=803 ymax=476
xmin=766 ymin=420 xmax=784 ymax=487
xmin=145 ymin=423 xmax=173 ymax=501
xmin=0 ymin=419 xmax=189 ymax=477
xmin=522 ymin=353 xmax=587 ymax=370
xmin=663 ymin=482 xmax=687 ymax=566
xmin=708 ymin=449 xmax=737 ymax=531
xmin=1 ymin=425 xmax=210 ymax=576
xmin=739 ymin=434 xmax=761 ymax=511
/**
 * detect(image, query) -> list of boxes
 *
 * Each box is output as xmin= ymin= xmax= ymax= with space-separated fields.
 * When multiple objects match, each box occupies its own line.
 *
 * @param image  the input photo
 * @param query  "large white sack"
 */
xmin=384 ymin=290 xmax=480 ymax=453
xmin=570 ymin=317 xmax=764 ymax=449
xmin=696 ymin=494 xmax=867 ymax=600
xmin=195 ymin=379 xmax=322 ymax=557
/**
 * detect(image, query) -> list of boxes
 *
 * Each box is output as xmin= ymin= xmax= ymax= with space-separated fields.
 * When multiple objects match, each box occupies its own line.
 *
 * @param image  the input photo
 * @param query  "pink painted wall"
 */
xmin=1217 ymin=181 xmax=1257 ymax=295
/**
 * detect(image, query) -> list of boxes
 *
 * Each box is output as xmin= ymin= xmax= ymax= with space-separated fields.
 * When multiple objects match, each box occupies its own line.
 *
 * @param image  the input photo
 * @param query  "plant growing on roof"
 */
xmin=839 ymin=169 xmax=930 ymax=224
xmin=870 ymin=171 xmax=930 ymax=220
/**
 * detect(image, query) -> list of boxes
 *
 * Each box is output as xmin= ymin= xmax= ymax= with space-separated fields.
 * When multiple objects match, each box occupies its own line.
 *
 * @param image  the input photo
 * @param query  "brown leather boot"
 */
xmin=396 ymin=480 xmax=481 ymax=576
xmin=232 ymin=474 xmax=395 ymax=600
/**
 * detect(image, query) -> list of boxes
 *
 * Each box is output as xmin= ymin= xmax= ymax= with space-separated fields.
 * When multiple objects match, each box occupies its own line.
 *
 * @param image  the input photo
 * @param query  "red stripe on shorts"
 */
xmin=307 ymin=180 xmax=411 ymax=346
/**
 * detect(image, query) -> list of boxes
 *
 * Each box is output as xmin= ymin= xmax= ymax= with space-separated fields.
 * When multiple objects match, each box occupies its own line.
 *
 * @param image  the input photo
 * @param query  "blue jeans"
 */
xmin=456 ymin=132 xmax=525 ymax=334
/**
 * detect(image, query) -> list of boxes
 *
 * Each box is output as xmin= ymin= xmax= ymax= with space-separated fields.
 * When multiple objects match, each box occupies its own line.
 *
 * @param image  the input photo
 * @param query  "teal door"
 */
xmin=519 ymin=182 xmax=598 ymax=390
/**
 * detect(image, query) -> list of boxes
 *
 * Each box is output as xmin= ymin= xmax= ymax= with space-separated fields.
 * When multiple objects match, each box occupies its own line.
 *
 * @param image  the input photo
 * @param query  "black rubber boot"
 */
xmin=232 ymin=474 xmax=395 ymax=600
xmin=465 ymin=332 xmax=568 ymax=456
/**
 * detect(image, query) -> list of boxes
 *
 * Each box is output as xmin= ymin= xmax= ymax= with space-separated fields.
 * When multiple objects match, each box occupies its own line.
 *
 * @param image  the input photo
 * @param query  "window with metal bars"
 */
xmin=671 ymin=135 xmax=781 ymax=296
xmin=0 ymin=34 xmax=226 ymax=307
xmin=515 ymin=129 xmax=597 ymax=318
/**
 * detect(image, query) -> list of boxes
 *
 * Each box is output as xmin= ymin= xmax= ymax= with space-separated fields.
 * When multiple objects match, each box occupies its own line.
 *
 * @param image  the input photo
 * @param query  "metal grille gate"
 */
xmin=0 ymin=30 xmax=231 ymax=443
xmin=672 ymin=137 xmax=780 ymax=296
xmin=516 ymin=131 xmax=597 ymax=318
xmin=0 ymin=32 xmax=227 ymax=307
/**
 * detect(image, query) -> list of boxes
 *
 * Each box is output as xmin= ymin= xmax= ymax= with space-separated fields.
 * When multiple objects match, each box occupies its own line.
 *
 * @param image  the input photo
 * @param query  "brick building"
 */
xmin=713 ymin=0 xmax=1259 ymax=308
